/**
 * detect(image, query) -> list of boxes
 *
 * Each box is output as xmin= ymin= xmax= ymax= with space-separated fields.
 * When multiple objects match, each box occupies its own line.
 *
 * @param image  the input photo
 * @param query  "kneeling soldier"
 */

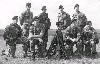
xmin=83 ymin=21 xmax=99 ymax=55
xmin=3 ymin=16 xmax=22 ymax=58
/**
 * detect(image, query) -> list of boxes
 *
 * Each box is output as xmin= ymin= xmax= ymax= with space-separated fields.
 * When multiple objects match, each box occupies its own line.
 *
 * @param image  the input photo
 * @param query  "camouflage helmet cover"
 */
xmin=74 ymin=4 xmax=79 ymax=9
xmin=41 ymin=6 xmax=47 ymax=10
xmin=26 ymin=2 xmax=31 ymax=7
xmin=59 ymin=5 xmax=64 ymax=9
xmin=12 ymin=16 xmax=18 ymax=20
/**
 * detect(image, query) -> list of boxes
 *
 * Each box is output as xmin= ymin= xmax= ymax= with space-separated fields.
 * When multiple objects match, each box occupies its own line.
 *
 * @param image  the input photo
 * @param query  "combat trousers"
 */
xmin=85 ymin=42 xmax=97 ymax=55
xmin=31 ymin=39 xmax=43 ymax=59
xmin=91 ymin=43 xmax=97 ymax=54
xmin=43 ymin=28 xmax=48 ymax=56
xmin=9 ymin=44 xmax=16 ymax=58
xmin=85 ymin=43 xmax=91 ymax=56
xmin=76 ymin=42 xmax=84 ymax=55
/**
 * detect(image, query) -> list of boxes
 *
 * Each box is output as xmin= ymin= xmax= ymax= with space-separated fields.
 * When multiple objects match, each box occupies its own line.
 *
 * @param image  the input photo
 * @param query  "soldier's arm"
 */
xmin=38 ymin=13 xmax=43 ymax=20
xmin=29 ymin=12 xmax=33 ymax=22
xmin=3 ymin=25 xmax=10 ymax=40
xmin=33 ymin=24 xmax=45 ymax=38
xmin=19 ymin=12 xmax=25 ymax=26
xmin=72 ymin=13 xmax=75 ymax=19
xmin=58 ymin=13 xmax=61 ymax=22
xmin=17 ymin=25 xmax=22 ymax=37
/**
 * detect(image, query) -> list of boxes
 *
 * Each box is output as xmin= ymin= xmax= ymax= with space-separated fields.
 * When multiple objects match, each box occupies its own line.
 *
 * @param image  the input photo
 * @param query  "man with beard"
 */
xmin=72 ymin=4 xmax=87 ymax=31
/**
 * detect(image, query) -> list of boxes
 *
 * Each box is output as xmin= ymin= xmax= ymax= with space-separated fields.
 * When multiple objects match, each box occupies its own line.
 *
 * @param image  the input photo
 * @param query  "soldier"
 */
xmin=28 ymin=16 xmax=45 ymax=60
xmin=19 ymin=2 xmax=33 ymax=37
xmin=47 ymin=22 xmax=72 ymax=59
xmin=83 ymin=21 xmax=99 ymax=55
xmin=38 ymin=6 xmax=51 ymax=54
xmin=3 ymin=16 xmax=22 ymax=58
xmin=20 ymin=2 xmax=33 ymax=26
xmin=72 ymin=4 xmax=87 ymax=55
xmin=58 ymin=5 xmax=71 ymax=29
xmin=72 ymin=4 xmax=87 ymax=31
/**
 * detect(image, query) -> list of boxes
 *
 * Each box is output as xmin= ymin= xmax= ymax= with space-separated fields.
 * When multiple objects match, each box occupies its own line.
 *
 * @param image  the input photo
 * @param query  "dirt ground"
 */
xmin=0 ymin=36 xmax=100 ymax=64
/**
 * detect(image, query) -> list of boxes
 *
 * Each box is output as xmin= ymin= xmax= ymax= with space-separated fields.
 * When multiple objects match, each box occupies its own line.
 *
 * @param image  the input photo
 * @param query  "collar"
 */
xmin=76 ymin=11 xmax=80 ymax=14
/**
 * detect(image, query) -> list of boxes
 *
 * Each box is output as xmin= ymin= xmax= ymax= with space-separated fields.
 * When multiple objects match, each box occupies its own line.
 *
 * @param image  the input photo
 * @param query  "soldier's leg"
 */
xmin=76 ymin=42 xmax=84 ymax=55
xmin=10 ymin=44 xmax=16 ymax=58
xmin=91 ymin=43 xmax=97 ymax=54
xmin=37 ymin=40 xmax=43 ymax=58
xmin=65 ymin=44 xmax=73 ymax=59
xmin=85 ymin=43 xmax=91 ymax=56
xmin=43 ymin=40 xmax=47 ymax=56
xmin=23 ymin=43 xmax=29 ymax=57
xmin=54 ymin=44 xmax=60 ymax=60
xmin=31 ymin=39 xmax=35 ymax=60
xmin=44 ymin=29 xmax=48 ymax=52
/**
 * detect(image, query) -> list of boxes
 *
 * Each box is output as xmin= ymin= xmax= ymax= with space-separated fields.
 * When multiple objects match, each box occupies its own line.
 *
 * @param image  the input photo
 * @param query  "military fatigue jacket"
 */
xmin=38 ymin=12 xmax=51 ymax=29
xmin=72 ymin=11 xmax=87 ymax=27
xmin=20 ymin=10 xmax=33 ymax=26
xmin=3 ymin=23 xmax=22 ymax=43
xmin=83 ymin=25 xmax=95 ymax=33
xmin=58 ymin=11 xmax=71 ymax=28
xmin=29 ymin=23 xmax=45 ymax=38
xmin=83 ymin=25 xmax=99 ymax=40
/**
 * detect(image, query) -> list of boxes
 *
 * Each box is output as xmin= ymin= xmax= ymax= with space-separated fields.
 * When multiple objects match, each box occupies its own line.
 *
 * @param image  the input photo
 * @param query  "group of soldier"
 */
xmin=46 ymin=4 xmax=99 ymax=59
xmin=3 ymin=2 xmax=99 ymax=60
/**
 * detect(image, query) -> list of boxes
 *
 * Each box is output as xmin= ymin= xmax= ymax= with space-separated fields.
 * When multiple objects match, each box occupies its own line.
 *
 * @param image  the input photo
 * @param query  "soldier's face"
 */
xmin=59 ymin=8 xmax=64 ymax=12
xmin=13 ymin=20 xmax=18 ymax=24
xmin=75 ymin=7 xmax=79 ymax=12
xmin=26 ymin=6 xmax=31 ymax=10
xmin=59 ymin=24 xmax=63 ymax=29
xmin=89 ymin=22 xmax=92 ymax=26
xmin=33 ymin=20 xmax=39 ymax=26
xmin=42 ymin=9 xmax=47 ymax=13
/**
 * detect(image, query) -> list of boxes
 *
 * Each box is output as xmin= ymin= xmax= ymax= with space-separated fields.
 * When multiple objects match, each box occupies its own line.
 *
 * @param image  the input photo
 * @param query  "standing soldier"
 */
xmin=28 ymin=16 xmax=45 ymax=60
xmin=58 ymin=5 xmax=71 ymax=29
xmin=3 ymin=16 xmax=22 ymax=58
xmin=72 ymin=4 xmax=87 ymax=31
xmin=38 ymin=6 xmax=51 ymax=55
xmin=19 ymin=2 xmax=33 ymax=37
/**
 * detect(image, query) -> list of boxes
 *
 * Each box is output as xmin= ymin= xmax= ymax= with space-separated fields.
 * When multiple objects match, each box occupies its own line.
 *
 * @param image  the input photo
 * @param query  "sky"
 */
xmin=0 ymin=0 xmax=100 ymax=29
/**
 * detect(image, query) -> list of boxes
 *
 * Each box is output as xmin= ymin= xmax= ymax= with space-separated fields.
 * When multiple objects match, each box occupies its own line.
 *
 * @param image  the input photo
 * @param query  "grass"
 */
xmin=1 ymin=29 xmax=100 ymax=38
xmin=0 ymin=29 xmax=100 ymax=64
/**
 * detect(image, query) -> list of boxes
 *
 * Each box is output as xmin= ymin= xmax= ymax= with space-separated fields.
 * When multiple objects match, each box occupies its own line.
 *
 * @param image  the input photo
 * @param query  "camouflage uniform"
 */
xmin=71 ymin=4 xmax=87 ymax=55
xmin=58 ymin=5 xmax=71 ymax=29
xmin=38 ymin=6 xmax=51 ymax=53
xmin=28 ymin=22 xmax=45 ymax=59
xmin=3 ymin=16 xmax=22 ymax=57
xmin=83 ymin=21 xmax=99 ymax=55
xmin=19 ymin=3 xmax=33 ymax=37
xmin=72 ymin=11 xmax=87 ymax=30
xmin=20 ymin=10 xmax=33 ymax=26
xmin=47 ymin=22 xmax=71 ymax=59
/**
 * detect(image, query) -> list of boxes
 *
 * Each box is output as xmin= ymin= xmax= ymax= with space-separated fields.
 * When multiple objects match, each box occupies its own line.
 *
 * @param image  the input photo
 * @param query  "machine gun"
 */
xmin=46 ymin=29 xmax=65 ymax=59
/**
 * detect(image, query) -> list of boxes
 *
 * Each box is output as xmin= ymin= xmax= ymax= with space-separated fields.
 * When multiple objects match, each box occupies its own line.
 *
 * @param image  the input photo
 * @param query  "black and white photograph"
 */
xmin=0 ymin=0 xmax=100 ymax=64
